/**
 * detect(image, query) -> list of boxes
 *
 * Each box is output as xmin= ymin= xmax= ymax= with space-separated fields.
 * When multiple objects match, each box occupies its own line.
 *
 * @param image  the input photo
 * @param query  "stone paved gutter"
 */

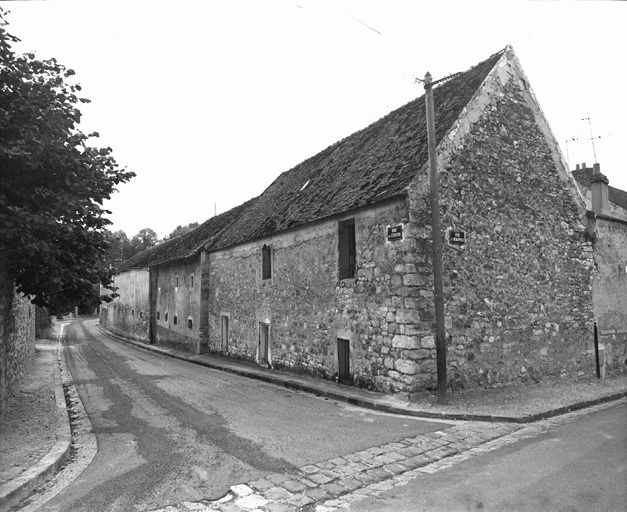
xmin=146 ymin=400 xmax=624 ymax=512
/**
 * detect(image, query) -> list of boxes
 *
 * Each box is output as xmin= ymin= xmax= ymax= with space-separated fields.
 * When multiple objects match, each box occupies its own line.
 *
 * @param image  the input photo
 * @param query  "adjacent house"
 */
xmin=571 ymin=163 xmax=627 ymax=374
xmin=102 ymin=46 xmax=624 ymax=399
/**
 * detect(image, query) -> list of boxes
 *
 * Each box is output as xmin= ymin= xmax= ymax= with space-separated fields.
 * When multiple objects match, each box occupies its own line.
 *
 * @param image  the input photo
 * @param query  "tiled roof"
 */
xmin=213 ymin=49 xmax=505 ymax=250
xmin=122 ymin=48 xmax=505 ymax=269
xmin=572 ymin=168 xmax=627 ymax=211
xmin=119 ymin=198 xmax=257 ymax=270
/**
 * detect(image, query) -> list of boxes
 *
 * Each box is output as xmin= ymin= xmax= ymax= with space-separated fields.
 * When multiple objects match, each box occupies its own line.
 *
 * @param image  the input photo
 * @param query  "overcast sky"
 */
xmin=5 ymin=0 xmax=626 ymax=238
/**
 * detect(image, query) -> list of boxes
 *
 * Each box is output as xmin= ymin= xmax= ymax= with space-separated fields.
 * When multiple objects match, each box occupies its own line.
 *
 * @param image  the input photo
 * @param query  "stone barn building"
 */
xmin=104 ymin=46 xmax=625 ymax=398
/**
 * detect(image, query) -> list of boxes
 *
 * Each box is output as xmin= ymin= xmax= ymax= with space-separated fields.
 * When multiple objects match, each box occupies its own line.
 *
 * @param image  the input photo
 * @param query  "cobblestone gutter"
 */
xmin=145 ymin=400 xmax=622 ymax=512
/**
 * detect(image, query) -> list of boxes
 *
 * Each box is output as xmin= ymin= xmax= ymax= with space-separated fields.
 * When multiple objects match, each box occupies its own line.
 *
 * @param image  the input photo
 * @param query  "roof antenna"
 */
xmin=565 ymin=138 xmax=578 ymax=170
xmin=582 ymin=118 xmax=600 ymax=164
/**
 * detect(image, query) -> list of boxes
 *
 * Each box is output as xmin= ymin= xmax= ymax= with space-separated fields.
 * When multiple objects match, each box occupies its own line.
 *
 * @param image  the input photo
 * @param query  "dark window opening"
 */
xmin=157 ymin=311 xmax=160 ymax=321
xmin=262 ymin=245 xmax=272 ymax=280
xmin=190 ymin=275 xmax=194 ymax=288
xmin=165 ymin=312 xmax=168 ymax=322
xmin=131 ymin=309 xmax=135 ymax=316
xmin=188 ymin=318 xmax=193 ymax=329
xmin=174 ymin=315 xmax=178 ymax=325
xmin=338 ymin=219 xmax=356 ymax=279
xmin=140 ymin=311 xmax=143 ymax=319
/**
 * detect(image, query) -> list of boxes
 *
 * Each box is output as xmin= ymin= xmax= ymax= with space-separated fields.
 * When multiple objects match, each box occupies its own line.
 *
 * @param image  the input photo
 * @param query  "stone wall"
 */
xmin=207 ymin=198 xmax=418 ymax=392
xmin=103 ymin=268 xmax=151 ymax=342
xmin=590 ymin=216 xmax=627 ymax=374
xmin=405 ymin=51 xmax=595 ymax=392
xmin=0 ymin=261 xmax=35 ymax=417
xmin=153 ymin=256 xmax=203 ymax=353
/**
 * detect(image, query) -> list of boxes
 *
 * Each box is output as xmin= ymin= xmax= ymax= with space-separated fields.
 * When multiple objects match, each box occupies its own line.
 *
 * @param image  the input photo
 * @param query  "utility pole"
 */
xmin=424 ymin=72 xmax=448 ymax=405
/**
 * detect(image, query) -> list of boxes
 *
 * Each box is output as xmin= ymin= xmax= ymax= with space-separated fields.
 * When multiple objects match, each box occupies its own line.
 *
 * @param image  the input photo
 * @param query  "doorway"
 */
xmin=259 ymin=323 xmax=269 ymax=366
xmin=337 ymin=338 xmax=350 ymax=384
xmin=220 ymin=314 xmax=229 ymax=351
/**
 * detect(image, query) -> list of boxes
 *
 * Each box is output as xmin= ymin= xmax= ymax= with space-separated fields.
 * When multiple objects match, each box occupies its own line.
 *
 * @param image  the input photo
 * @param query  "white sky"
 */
xmin=4 ymin=0 xmax=626 ymax=238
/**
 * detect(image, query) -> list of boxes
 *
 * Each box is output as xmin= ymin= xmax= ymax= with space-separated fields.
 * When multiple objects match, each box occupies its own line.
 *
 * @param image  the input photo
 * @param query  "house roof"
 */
xmin=212 ymin=49 xmax=505 ymax=250
xmin=119 ymin=198 xmax=257 ymax=270
xmin=572 ymin=168 xmax=627 ymax=211
xmin=121 ymin=48 xmax=506 ymax=269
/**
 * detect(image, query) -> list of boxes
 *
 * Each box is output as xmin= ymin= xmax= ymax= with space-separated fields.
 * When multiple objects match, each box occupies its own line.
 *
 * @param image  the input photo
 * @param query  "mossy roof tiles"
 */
xmin=212 ymin=49 xmax=505 ymax=250
xmin=119 ymin=198 xmax=257 ymax=270
xmin=121 ymin=49 xmax=505 ymax=269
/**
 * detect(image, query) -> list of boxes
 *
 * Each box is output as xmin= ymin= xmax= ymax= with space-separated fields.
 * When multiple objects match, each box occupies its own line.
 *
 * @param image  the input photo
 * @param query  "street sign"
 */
xmin=449 ymin=230 xmax=465 ymax=245
xmin=387 ymin=225 xmax=403 ymax=241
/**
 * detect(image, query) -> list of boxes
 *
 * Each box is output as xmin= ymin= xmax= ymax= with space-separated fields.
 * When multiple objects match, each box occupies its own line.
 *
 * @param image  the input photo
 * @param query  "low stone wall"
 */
xmin=0 ymin=263 xmax=36 ymax=417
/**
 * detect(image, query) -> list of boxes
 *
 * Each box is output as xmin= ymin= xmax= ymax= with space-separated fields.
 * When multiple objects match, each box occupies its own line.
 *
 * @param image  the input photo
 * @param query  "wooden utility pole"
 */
xmin=424 ymin=72 xmax=448 ymax=405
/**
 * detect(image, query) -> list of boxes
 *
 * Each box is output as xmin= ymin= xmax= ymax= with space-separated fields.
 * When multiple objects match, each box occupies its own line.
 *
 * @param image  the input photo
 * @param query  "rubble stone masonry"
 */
xmin=406 ymin=58 xmax=595 ymax=392
xmin=0 ymin=261 xmax=35 ymax=416
xmin=207 ymin=198 xmax=419 ymax=392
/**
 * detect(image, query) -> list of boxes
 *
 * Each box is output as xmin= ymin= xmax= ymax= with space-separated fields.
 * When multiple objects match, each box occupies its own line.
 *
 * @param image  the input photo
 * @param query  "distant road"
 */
xmin=37 ymin=318 xmax=448 ymax=512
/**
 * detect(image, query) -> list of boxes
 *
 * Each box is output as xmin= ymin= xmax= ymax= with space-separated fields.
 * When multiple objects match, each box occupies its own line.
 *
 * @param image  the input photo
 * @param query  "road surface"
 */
xmin=32 ymin=318 xmax=450 ymax=511
xmin=347 ymin=400 xmax=627 ymax=511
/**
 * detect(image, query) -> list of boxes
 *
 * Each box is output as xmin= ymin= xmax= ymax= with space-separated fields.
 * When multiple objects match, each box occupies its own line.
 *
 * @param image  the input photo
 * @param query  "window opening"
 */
xmin=338 ymin=219 xmax=356 ymax=279
xmin=262 ymin=245 xmax=272 ymax=280
xmin=188 ymin=318 xmax=193 ymax=329
xmin=174 ymin=314 xmax=178 ymax=325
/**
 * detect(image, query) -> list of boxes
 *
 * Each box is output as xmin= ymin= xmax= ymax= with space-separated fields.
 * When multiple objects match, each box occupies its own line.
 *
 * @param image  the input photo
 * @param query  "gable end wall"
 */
xmin=407 ymin=49 xmax=595 ymax=390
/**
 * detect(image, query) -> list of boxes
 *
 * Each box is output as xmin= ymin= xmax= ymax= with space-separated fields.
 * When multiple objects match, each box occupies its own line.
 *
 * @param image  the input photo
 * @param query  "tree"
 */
xmin=0 ymin=11 xmax=135 ymax=314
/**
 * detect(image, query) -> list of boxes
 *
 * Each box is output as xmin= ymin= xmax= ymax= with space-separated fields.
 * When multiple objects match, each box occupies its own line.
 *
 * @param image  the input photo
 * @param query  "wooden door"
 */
xmin=259 ymin=323 xmax=269 ymax=365
xmin=338 ymin=338 xmax=350 ymax=384
xmin=221 ymin=315 xmax=229 ymax=351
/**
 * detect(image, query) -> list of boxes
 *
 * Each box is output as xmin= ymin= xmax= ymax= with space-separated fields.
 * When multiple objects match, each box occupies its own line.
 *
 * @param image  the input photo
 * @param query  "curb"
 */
xmin=0 ymin=339 xmax=72 ymax=511
xmin=96 ymin=324 xmax=627 ymax=424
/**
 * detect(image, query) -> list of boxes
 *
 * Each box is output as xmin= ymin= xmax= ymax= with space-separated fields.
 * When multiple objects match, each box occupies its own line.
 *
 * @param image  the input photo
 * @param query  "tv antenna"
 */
xmin=564 ymin=138 xmax=579 ymax=169
xmin=582 ymin=118 xmax=601 ymax=163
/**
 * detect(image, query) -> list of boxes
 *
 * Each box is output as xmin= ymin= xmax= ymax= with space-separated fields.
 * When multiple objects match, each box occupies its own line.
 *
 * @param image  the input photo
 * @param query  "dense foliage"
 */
xmin=0 ymin=12 xmax=134 ymax=314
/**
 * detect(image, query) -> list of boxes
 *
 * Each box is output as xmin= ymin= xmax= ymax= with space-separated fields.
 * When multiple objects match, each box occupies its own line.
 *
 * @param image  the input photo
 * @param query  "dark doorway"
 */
xmin=337 ymin=338 xmax=350 ymax=384
xmin=221 ymin=315 xmax=229 ymax=351
xmin=259 ymin=323 xmax=269 ymax=366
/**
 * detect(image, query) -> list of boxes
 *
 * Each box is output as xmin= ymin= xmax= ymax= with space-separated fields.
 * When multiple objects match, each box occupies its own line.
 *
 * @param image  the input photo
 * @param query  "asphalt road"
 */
xmin=348 ymin=400 xmax=627 ymax=512
xmin=36 ymin=318 xmax=450 ymax=512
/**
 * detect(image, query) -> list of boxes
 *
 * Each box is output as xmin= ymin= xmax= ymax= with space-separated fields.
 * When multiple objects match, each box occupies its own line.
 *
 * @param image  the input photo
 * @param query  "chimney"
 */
xmin=590 ymin=163 xmax=609 ymax=215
